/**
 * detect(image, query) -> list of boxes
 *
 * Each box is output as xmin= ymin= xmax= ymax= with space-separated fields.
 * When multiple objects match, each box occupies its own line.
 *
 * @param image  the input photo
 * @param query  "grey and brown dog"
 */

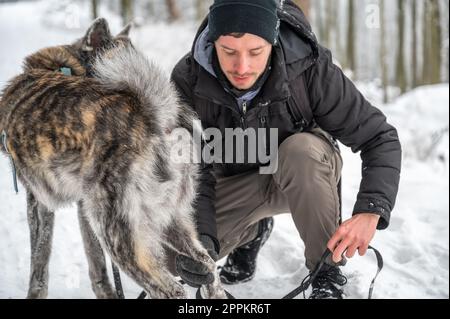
xmin=0 ymin=18 xmax=226 ymax=299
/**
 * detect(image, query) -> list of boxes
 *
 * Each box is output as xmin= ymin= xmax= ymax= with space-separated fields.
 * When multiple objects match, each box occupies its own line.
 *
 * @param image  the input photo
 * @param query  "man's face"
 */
xmin=214 ymin=33 xmax=272 ymax=90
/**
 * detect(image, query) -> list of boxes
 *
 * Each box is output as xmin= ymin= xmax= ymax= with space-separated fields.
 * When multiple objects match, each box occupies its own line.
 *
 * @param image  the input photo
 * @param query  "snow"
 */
xmin=0 ymin=0 xmax=448 ymax=299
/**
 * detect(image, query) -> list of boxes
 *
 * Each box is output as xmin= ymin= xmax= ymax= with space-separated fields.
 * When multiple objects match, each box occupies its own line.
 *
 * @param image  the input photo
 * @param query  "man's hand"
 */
xmin=327 ymin=213 xmax=380 ymax=263
xmin=175 ymin=234 xmax=219 ymax=288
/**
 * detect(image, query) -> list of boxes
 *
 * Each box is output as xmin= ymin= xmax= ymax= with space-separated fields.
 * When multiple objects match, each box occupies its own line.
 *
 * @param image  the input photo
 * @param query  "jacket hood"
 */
xmin=193 ymin=24 xmax=216 ymax=78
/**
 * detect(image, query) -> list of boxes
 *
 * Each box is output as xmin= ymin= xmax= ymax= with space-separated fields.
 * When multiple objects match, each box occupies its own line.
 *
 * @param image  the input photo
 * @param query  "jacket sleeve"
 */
xmin=305 ymin=46 xmax=402 ymax=230
xmin=170 ymin=56 xmax=220 ymax=252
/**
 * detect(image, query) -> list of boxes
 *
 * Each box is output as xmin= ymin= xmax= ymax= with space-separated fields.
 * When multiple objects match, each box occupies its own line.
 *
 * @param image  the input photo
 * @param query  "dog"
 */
xmin=0 ymin=18 xmax=226 ymax=299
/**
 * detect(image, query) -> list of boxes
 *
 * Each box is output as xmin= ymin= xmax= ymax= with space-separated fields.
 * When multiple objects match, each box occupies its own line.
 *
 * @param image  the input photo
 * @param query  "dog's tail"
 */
xmin=93 ymin=45 xmax=181 ymax=132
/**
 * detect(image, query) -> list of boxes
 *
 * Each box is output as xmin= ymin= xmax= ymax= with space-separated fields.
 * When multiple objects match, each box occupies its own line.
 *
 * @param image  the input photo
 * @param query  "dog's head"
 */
xmin=23 ymin=18 xmax=133 ymax=77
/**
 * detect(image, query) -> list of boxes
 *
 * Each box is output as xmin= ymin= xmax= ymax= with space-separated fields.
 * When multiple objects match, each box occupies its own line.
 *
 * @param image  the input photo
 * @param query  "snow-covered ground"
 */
xmin=0 ymin=0 xmax=448 ymax=299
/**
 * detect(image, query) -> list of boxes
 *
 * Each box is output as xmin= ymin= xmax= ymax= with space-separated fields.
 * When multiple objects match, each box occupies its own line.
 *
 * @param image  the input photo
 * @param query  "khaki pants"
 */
xmin=214 ymin=129 xmax=343 ymax=270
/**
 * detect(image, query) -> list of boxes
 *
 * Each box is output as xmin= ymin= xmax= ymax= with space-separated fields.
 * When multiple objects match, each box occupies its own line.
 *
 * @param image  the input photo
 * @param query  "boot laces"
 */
xmin=309 ymin=267 xmax=347 ymax=299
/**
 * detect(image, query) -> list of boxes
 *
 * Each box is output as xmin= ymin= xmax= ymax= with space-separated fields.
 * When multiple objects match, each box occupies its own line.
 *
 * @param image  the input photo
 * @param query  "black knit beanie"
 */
xmin=208 ymin=0 xmax=280 ymax=45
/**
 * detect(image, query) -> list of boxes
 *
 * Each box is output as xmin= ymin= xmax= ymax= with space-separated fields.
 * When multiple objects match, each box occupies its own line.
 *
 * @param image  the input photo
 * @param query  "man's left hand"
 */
xmin=327 ymin=213 xmax=380 ymax=263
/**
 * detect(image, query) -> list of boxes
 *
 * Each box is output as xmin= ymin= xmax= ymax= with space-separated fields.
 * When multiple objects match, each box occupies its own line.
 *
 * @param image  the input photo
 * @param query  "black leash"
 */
xmin=111 ymin=261 xmax=148 ymax=299
xmin=111 ymin=262 xmax=125 ymax=299
xmin=282 ymin=249 xmax=331 ymax=299
xmin=282 ymin=245 xmax=383 ymax=299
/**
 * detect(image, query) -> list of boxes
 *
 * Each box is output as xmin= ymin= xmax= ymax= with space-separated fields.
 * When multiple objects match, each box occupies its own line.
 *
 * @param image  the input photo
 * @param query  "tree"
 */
xmin=326 ymin=0 xmax=337 ymax=51
xmin=443 ymin=0 xmax=450 ymax=82
xmin=166 ymin=0 xmax=181 ymax=22
xmin=91 ymin=0 xmax=98 ymax=20
xmin=294 ymin=0 xmax=310 ymax=21
xmin=396 ymin=0 xmax=407 ymax=93
xmin=315 ymin=0 xmax=333 ymax=48
xmin=380 ymin=0 xmax=389 ymax=103
xmin=411 ymin=0 xmax=418 ymax=88
xmin=422 ymin=0 xmax=442 ymax=85
xmin=196 ymin=0 xmax=208 ymax=21
xmin=315 ymin=0 xmax=325 ymax=43
xmin=120 ymin=0 xmax=133 ymax=25
xmin=346 ymin=0 xmax=356 ymax=75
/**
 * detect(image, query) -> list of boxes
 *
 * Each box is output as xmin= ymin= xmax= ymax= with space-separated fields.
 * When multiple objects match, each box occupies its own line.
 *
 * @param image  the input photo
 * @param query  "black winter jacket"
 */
xmin=171 ymin=0 xmax=402 ymax=250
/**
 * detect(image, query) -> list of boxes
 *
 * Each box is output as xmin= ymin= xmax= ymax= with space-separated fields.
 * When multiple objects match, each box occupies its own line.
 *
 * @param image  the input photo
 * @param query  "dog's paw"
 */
xmin=27 ymin=287 xmax=48 ymax=299
xmin=200 ymin=284 xmax=228 ymax=299
xmin=148 ymin=282 xmax=187 ymax=299
xmin=195 ymin=251 xmax=217 ymax=273
xmin=92 ymin=281 xmax=118 ymax=299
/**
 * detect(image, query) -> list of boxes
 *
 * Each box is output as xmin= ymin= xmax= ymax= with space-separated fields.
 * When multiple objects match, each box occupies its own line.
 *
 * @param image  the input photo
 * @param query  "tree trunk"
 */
xmin=422 ymin=0 xmax=428 ymax=85
xmin=315 ymin=0 xmax=335 ymax=50
xmin=423 ymin=0 xmax=442 ymax=84
xmin=166 ymin=0 xmax=181 ymax=22
xmin=294 ymin=0 xmax=311 ymax=21
xmin=196 ymin=0 xmax=207 ymax=21
xmin=396 ymin=0 xmax=407 ymax=93
xmin=411 ymin=0 xmax=418 ymax=88
xmin=428 ymin=0 xmax=442 ymax=84
xmin=120 ymin=0 xmax=133 ymax=25
xmin=346 ymin=0 xmax=356 ymax=76
xmin=91 ymin=0 xmax=98 ymax=20
xmin=315 ymin=0 xmax=325 ymax=43
xmin=146 ymin=1 xmax=154 ymax=18
xmin=380 ymin=0 xmax=389 ymax=103
xmin=444 ymin=0 xmax=450 ymax=82
xmin=327 ymin=0 xmax=337 ymax=51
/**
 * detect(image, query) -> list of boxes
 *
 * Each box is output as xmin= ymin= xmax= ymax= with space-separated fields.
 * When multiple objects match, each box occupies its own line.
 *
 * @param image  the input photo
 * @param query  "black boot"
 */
xmin=219 ymin=217 xmax=274 ymax=284
xmin=309 ymin=265 xmax=347 ymax=299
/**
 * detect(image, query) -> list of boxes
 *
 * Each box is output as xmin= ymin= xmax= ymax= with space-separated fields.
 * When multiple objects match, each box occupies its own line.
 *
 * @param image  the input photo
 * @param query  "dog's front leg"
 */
xmin=200 ymin=272 xmax=228 ymax=299
xmin=83 ymin=197 xmax=187 ymax=299
xmin=166 ymin=218 xmax=228 ymax=299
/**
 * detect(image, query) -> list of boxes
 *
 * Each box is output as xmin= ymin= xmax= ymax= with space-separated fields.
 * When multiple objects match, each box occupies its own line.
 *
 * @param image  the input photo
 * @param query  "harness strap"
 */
xmin=1 ymin=130 xmax=18 ymax=194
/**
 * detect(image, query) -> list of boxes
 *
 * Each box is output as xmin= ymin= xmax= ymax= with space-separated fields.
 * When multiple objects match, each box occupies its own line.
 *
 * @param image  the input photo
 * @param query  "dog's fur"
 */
xmin=0 ymin=18 xmax=226 ymax=299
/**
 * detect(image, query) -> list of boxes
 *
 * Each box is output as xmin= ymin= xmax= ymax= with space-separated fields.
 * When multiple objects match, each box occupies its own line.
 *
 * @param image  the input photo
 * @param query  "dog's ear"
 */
xmin=116 ymin=23 xmax=132 ymax=38
xmin=82 ymin=18 xmax=113 ymax=52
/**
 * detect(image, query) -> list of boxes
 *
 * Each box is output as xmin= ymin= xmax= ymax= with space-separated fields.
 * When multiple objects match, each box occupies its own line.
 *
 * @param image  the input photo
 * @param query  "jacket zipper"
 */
xmin=242 ymin=101 xmax=248 ymax=115
xmin=240 ymin=101 xmax=248 ymax=130
xmin=260 ymin=113 xmax=269 ymax=157
xmin=194 ymin=92 xmax=248 ymax=129
xmin=238 ymin=101 xmax=247 ymax=131
xmin=240 ymin=117 xmax=247 ymax=130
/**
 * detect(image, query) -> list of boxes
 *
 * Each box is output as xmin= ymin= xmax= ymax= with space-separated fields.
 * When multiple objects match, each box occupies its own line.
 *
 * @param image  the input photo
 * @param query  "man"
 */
xmin=170 ymin=0 xmax=401 ymax=299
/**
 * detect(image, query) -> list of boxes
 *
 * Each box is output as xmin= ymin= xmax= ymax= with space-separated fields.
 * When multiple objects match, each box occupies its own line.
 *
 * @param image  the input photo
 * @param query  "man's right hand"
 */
xmin=175 ymin=234 xmax=219 ymax=287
